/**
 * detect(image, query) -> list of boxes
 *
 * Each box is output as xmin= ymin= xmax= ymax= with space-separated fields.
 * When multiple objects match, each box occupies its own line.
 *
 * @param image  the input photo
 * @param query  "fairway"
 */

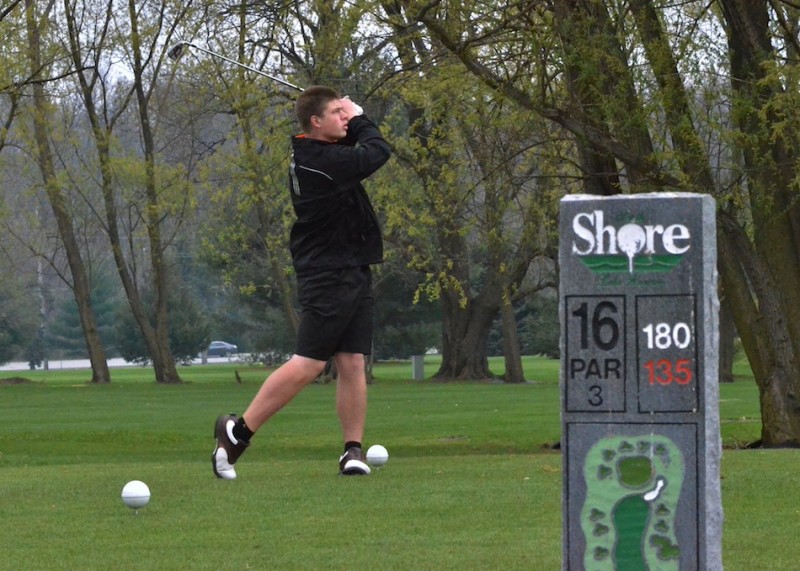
xmin=0 ymin=358 xmax=797 ymax=570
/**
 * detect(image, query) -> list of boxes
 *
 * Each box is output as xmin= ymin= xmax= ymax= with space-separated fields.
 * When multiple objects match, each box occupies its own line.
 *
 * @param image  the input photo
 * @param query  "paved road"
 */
xmin=0 ymin=356 xmax=244 ymax=372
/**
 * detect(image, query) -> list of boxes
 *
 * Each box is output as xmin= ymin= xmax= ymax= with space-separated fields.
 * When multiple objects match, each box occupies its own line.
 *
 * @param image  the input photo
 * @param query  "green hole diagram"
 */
xmin=580 ymin=435 xmax=684 ymax=571
xmin=580 ymin=255 xmax=684 ymax=274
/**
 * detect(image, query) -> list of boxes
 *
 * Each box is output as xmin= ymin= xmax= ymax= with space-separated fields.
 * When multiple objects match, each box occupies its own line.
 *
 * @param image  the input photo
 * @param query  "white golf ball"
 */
xmin=366 ymin=444 xmax=389 ymax=466
xmin=121 ymin=480 xmax=151 ymax=509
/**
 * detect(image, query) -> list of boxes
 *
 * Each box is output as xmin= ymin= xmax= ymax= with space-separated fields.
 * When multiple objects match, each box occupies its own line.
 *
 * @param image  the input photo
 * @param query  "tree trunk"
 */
xmin=717 ymin=213 xmax=800 ymax=443
xmin=553 ymin=0 xmax=622 ymax=195
xmin=273 ymin=256 xmax=300 ymax=337
xmin=552 ymin=0 xmax=664 ymax=194
xmin=435 ymin=285 xmax=496 ymax=380
xmin=25 ymin=0 xmax=111 ymax=384
xmin=500 ymin=295 xmax=525 ymax=383
xmin=64 ymin=4 xmax=175 ymax=383
xmin=718 ymin=0 xmax=800 ymax=444
xmin=127 ymin=0 xmax=181 ymax=384
xmin=718 ymin=295 xmax=736 ymax=384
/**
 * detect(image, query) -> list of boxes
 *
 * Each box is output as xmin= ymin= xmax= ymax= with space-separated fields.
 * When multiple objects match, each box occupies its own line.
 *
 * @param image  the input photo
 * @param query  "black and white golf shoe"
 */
xmin=338 ymin=446 xmax=371 ymax=476
xmin=212 ymin=413 xmax=249 ymax=480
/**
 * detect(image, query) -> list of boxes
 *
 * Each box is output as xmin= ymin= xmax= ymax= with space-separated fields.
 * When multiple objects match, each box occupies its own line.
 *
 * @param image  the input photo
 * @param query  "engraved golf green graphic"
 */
xmin=580 ymin=255 xmax=684 ymax=274
xmin=581 ymin=435 xmax=683 ymax=570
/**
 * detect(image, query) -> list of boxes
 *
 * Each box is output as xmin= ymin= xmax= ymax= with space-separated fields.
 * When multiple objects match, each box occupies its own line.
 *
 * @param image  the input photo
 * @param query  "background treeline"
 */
xmin=1 ymin=1 xmax=799 ymax=444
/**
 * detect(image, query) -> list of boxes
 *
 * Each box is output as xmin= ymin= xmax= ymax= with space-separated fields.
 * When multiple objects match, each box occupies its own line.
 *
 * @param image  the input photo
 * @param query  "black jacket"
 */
xmin=288 ymin=114 xmax=391 ymax=274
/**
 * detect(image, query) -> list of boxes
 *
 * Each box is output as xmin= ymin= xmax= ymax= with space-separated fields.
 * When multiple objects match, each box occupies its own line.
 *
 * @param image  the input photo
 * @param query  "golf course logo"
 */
xmin=571 ymin=211 xmax=691 ymax=274
xmin=581 ymin=435 xmax=684 ymax=571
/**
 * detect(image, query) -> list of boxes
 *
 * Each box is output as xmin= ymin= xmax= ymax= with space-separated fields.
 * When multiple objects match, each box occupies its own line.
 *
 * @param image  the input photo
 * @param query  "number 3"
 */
xmin=588 ymin=385 xmax=603 ymax=406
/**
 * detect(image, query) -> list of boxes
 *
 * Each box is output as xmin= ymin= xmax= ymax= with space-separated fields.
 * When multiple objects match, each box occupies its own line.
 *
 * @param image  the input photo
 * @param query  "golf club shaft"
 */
xmin=169 ymin=41 xmax=304 ymax=92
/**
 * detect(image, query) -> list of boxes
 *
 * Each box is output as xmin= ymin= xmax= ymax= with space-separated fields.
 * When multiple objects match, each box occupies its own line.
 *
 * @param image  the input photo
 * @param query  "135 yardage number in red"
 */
xmin=643 ymin=358 xmax=693 ymax=385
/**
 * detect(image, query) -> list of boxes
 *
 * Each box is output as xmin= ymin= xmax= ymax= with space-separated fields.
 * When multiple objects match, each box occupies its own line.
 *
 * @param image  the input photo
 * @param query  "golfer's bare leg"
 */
xmin=334 ymin=352 xmax=367 ymax=443
xmin=242 ymin=354 xmax=327 ymax=432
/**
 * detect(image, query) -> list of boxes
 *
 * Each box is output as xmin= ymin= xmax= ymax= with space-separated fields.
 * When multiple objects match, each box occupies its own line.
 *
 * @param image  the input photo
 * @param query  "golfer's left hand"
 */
xmin=342 ymin=96 xmax=363 ymax=120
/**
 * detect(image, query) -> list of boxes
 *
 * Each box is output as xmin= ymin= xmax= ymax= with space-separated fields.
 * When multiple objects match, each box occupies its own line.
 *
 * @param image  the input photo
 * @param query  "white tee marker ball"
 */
xmin=121 ymin=480 xmax=151 ymax=510
xmin=366 ymin=444 xmax=389 ymax=467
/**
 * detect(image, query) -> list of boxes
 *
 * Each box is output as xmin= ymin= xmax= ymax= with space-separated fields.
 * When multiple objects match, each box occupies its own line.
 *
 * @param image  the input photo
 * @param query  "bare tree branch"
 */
xmin=0 ymin=0 xmax=24 ymax=21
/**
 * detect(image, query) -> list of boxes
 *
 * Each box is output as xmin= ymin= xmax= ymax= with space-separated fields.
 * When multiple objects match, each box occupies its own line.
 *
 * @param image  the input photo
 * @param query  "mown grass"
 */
xmin=0 ymin=355 xmax=795 ymax=570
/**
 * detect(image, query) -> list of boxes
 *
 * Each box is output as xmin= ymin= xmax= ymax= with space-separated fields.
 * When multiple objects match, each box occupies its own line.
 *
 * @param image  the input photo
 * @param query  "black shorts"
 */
xmin=295 ymin=266 xmax=374 ymax=361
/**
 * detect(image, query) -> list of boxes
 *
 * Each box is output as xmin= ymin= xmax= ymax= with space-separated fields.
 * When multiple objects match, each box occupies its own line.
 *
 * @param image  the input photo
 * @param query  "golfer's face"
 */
xmin=315 ymin=99 xmax=349 ymax=142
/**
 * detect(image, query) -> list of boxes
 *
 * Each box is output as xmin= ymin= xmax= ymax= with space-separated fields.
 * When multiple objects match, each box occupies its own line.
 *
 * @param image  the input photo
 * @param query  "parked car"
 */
xmin=207 ymin=340 xmax=238 ymax=357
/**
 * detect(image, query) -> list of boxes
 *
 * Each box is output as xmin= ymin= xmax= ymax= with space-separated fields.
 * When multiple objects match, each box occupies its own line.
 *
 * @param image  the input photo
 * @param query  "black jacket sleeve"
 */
xmin=326 ymin=115 xmax=391 ymax=189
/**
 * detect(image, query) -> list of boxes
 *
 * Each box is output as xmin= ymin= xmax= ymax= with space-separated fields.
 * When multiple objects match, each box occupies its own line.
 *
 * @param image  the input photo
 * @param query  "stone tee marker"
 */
xmin=558 ymin=193 xmax=723 ymax=570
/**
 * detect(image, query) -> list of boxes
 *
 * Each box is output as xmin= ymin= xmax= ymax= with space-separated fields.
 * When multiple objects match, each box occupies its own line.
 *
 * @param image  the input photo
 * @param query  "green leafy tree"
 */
xmin=47 ymin=269 xmax=122 ymax=358
xmin=188 ymin=0 xmax=404 ymax=359
xmin=519 ymin=295 xmax=559 ymax=360
xmin=0 ymin=283 xmax=39 ymax=365
xmin=413 ymin=0 xmax=800 ymax=444
xmin=114 ymin=283 xmax=209 ymax=365
xmin=375 ymin=6 xmax=561 ymax=380
xmin=373 ymin=262 xmax=441 ymax=359
xmin=21 ymin=0 xmax=111 ymax=382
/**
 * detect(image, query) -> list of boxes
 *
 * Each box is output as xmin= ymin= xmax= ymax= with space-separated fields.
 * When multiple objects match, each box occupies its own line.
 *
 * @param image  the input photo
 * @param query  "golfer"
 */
xmin=212 ymin=86 xmax=391 ymax=479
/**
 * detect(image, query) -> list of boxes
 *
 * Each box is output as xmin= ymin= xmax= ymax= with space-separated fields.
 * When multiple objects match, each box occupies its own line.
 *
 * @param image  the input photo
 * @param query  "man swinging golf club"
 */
xmin=211 ymin=86 xmax=391 ymax=478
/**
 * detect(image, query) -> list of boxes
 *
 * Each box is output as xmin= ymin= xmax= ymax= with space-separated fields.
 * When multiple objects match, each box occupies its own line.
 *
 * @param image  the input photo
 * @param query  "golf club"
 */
xmin=168 ymin=41 xmax=304 ymax=92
